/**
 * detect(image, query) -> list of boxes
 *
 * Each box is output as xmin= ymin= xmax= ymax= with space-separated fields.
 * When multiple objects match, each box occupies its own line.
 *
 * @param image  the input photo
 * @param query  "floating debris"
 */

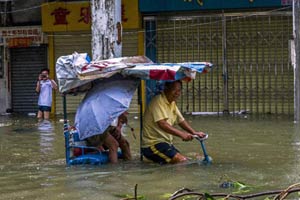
xmin=28 ymin=113 xmax=36 ymax=117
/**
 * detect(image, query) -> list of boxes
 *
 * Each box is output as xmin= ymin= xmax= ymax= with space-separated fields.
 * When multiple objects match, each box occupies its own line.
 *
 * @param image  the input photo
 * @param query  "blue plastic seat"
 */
xmin=63 ymin=122 xmax=121 ymax=165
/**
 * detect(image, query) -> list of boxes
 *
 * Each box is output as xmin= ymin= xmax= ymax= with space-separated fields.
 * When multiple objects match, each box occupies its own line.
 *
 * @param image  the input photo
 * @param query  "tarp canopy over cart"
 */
xmin=55 ymin=52 xmax=213 ymax=165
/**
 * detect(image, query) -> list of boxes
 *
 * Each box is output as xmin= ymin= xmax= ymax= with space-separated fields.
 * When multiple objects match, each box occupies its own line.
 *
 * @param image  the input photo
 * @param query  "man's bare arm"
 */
xmin=157 ymin=119 xmax=193 ymax=141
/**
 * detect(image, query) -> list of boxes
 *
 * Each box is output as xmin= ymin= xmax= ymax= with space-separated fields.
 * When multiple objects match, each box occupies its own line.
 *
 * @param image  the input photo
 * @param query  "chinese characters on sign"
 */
xmin=42 ymin=2 xmax=91 ymax=31
xmin=78 ymin=6 xmax=91 ymax=24
xmin=121 ymin=4 xmax=128 ymax=22
xmin=120 ymin=0 xmax=140 ymax=29
xmin=49 ymin=6 xmax=92 ymax=25
xmin=0 ymin=27 xmax=44 ymax=48
xmin=8 ymin=38 xmax=32 ymax=48
xmin=51 ymin=7 xmax=70 ymax=25
xmin=42 ymin=1 xmax=140 ymax=32
xmin=1 ymin=29 xmax=40 ymax=37
xmin=50 ymin=6 xmax=126 ymax=26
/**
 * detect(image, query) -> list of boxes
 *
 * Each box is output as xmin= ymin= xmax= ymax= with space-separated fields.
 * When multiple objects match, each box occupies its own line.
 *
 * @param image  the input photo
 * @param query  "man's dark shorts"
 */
xmin=142 ymin=142 xmax=179 ymax=164
xmin=38 ymin=106 xmax=51 ymax=112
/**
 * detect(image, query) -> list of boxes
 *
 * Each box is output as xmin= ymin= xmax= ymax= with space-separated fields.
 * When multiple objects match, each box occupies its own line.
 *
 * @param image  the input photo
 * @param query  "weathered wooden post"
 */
xmin=293 ymin=0 xmax=300 ymax=123
xmin=91 ymin=0 xmax=122 ymax=60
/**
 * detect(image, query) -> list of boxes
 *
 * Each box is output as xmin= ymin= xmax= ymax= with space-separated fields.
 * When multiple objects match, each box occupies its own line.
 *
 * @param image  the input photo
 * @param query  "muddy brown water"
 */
xmin=0 ymin=114 xmax=299 ymax=199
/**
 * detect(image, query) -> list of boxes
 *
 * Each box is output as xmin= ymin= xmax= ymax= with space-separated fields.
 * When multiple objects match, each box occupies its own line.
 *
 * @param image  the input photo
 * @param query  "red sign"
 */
xmin=8 ymin=38 xmax=33 ymax=48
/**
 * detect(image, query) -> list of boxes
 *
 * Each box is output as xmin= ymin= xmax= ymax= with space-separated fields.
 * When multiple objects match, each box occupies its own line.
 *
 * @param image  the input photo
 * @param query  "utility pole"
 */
xmin=293 ymin=0 xmax=300 ymax=123
xmin=91 ymin=0 xmax=122 ymax=60
xmin=222 ymin=11 xmax=229 ymax=114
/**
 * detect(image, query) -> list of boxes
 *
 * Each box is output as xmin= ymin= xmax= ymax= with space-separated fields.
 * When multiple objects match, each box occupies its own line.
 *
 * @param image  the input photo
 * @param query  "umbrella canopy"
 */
xmin=74 ymin=75 xmax=139 ymax=140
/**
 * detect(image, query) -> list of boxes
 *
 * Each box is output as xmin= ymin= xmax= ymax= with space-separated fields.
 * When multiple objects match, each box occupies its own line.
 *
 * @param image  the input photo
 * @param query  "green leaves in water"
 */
xmin=160 ymin=193 xmax=173 ymax=199
xmin=204 ymin=193 xmax=216 ymax=200
xmin=232 ymin=181 xmax=252 ymax=193
xmin=219 ymin=174 xmax=253 ymax=194
xmin=219 ymin=180 xmax=252 ymax=194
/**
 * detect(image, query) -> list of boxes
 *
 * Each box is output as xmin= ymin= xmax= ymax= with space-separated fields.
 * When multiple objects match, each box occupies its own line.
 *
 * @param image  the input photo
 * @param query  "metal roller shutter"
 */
xmin=54 ymin=31 xmax=91 ymax=114
xmin=10 ymin=46 xmax=48 ymax=113
xmin=123 ymin=30 xmax=139 ymax=114
xmin=155 ymin=11 xmax=293 ymax=115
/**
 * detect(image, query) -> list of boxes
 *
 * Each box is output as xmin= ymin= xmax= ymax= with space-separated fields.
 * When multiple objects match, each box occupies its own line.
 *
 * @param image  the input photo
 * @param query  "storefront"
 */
xmin=0 ymin=26 xmax=47 ymax=114
xmin=140 ymin=0 xmax=294 ymax=115
xmin=41 ymin=0 xmax=142 ymax=114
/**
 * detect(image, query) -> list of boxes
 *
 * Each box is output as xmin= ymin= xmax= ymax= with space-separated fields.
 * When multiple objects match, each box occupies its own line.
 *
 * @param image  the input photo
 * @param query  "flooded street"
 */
xmin=0 ymin=114 xmax=299 ymax=200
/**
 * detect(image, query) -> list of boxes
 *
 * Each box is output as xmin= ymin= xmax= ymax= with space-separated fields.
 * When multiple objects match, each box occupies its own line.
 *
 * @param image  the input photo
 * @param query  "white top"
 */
xmin=38 ymin=80 xmax=53 ymax=107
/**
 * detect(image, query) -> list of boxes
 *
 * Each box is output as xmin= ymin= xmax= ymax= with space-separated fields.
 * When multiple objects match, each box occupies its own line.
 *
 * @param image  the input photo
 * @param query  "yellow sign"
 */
xmin=42 ymin=1 xmax=140 ymax=32
xmin=122 ymin=0 xmax=141 ymax=29
xmin=42 ymin=2 xmax=90 ymax=32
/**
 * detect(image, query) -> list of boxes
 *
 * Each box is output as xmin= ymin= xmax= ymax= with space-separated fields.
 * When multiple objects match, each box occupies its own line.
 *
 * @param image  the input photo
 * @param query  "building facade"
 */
xmin=140 ymin=0 xmax=294 ymax=115
xmin=0 ymin=0 xmax=48 ymax=114
xmin=0 ymin=0 xmax=142 ymax=115
xmin=0 ymin=0 xmax=295 ymax=116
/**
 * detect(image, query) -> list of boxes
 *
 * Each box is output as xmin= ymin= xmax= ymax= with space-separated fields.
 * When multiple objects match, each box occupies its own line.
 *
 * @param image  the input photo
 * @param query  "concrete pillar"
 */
xmin=0 ymin=46 xmax=11 ymax=114
xmin=293 ymin=0 xmax=300 ymax=122
xmin=91 ymin=0 xmax=122 ymax=60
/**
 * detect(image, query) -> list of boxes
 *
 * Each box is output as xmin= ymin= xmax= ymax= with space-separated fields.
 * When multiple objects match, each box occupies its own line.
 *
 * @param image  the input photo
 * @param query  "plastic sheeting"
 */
xmin=55 ymin=52 xmax=213 ymax=93
xmin=55 ymin=52 xmax=152 ymax=93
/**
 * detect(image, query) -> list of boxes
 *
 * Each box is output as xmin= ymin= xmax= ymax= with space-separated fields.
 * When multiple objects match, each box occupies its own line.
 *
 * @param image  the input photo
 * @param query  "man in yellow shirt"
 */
xmin=142 ymin=80 xmax=206 ymax=164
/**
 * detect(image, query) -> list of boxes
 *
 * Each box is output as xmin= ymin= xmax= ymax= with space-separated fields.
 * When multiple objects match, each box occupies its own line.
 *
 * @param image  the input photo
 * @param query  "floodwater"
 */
xmin=0 ymin=113 xmax=299 ymax=200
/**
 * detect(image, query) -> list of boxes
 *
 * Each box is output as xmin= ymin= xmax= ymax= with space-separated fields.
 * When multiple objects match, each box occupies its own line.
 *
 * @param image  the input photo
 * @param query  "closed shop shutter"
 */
xmin=122 ymin=31 xmax=138 ymax=56
xmin=54 ymin=31 xmax=91 ymax=114
xmin=155 ymin=12 xmax=293 ymax=115
xmin=123 ymin=30 xmax=139 ymax=114
xmin=156 ymin=17 xmax=223 ymax=113
xmin=54 ymin=31 xmax=140 ymax=114
xmin=10 ymin=46 xmax=48 ymax=113
xmin=224 ymin=14 xmax=293 ymax=115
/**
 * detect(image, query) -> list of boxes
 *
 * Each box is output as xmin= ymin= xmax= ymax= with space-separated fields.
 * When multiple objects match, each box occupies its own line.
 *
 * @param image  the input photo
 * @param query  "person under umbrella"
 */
xmin=74 ymin=75 xmax=139 ymax=164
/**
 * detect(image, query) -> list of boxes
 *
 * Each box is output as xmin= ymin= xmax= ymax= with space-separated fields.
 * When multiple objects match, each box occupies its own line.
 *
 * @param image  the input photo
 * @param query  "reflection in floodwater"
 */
xmin=38 ymin=120 xmax=54 ymax=132
xmin=38 ymin=120 xmax=55 ymax=154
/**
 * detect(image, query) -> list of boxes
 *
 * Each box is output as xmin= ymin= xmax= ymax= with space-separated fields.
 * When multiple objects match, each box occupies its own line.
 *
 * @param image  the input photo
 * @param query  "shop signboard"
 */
xmin=42 ymin=0 xmax=140 ymax=32
xmin=0 ymin=26 xmax=45 ymax=48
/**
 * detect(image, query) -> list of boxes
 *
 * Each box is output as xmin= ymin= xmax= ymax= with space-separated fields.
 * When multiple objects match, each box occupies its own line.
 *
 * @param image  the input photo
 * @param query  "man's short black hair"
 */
xmin=40 ymin=68 xmax=49 ymax=73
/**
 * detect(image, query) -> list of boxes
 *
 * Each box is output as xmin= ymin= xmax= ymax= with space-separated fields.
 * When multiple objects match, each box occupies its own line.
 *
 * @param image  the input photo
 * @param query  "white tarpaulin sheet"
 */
xmin=55 ymin=52 xmax=213 ymax=93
